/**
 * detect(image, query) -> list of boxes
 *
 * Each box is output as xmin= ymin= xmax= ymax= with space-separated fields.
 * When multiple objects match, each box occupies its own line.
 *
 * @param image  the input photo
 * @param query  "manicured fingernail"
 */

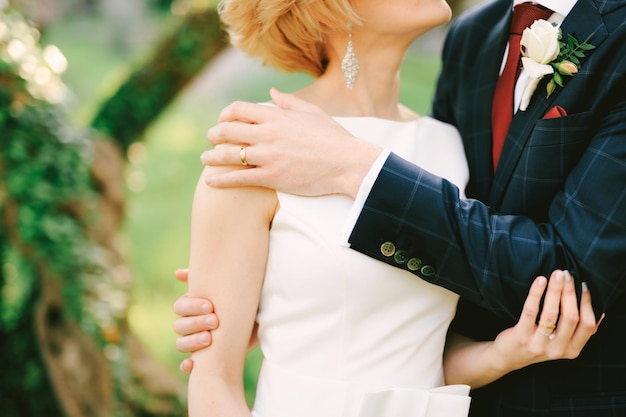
xmin=564 ymin=270 xmax=572 ymax=282
xmin=582 ymin=282 xmax=588 ymax=292
xmin=201 ymin=303 xmax=210 ymax=314
xmin=205 ymin=316 xmax=216 ymax=328
xmin=199 ymin=332 xmax=210 ymax=345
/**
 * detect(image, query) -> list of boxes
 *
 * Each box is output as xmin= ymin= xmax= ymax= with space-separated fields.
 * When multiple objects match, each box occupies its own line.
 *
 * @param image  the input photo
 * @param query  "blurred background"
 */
xmin=0 ymin=0 xmax=478 ymax=415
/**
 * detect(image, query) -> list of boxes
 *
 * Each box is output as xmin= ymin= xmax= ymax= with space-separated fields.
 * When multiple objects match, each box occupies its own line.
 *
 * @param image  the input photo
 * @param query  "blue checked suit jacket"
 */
xmin=348 ymin=0 xmax=626 ymax=415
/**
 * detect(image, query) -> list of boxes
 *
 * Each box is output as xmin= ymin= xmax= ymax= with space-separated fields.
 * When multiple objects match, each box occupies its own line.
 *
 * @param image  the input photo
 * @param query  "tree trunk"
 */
xmin=91 ymin=7 xmax=229 ymax=151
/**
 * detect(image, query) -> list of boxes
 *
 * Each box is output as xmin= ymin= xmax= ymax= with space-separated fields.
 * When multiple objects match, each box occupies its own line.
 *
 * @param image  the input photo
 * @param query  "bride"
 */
xmin=184 ymin=1 xmax=598 ymax=416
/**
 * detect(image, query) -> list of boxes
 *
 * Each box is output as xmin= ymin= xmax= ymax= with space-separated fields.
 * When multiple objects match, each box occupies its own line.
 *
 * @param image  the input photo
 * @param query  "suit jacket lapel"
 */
xmin=465 ymin=8 xmax=512 ymax=201
xmin=488 ymin=0 xmax=608 ymax=207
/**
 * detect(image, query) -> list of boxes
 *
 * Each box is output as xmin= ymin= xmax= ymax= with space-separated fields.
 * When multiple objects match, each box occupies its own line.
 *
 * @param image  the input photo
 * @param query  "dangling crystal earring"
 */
xmin=341 ymin=24 xmax=359 ymax=89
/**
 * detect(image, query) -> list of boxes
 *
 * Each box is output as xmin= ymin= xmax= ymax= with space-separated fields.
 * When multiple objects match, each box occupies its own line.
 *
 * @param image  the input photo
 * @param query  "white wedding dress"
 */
xmin=252 ymin=116 xmax=471 ymax=417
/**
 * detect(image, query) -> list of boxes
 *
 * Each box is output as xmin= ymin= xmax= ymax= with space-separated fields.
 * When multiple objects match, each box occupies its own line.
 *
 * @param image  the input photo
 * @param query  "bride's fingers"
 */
xmin=576 ymin=282 xmax=605 ymax=335
xmin=548 ymin=271 xmax=579 ymax=343
xmin=535 ymin=270 xmax=566 ymax=340
xmin=518 ymin=275 xmax=548 ymax=333
xmin=566 ymin=283 xmax=602 ymax=355
xmin=594 ymin=312 xmax=606 ymax=334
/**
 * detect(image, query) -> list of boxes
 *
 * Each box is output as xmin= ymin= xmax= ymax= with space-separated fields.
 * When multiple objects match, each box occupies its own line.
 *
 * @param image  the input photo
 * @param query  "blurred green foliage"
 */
xmin=150 ymin=0 xmax=175 ymax=12
xmin=0 ymin=8 xmax=103 ymax=415
xmin=0 ymin=96 xmax=96 ymax=319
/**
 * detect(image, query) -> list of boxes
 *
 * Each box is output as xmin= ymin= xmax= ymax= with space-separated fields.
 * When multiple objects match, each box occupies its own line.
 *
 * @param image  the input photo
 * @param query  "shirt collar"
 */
xmin=512 ymin=0 xmax=577 ymax=18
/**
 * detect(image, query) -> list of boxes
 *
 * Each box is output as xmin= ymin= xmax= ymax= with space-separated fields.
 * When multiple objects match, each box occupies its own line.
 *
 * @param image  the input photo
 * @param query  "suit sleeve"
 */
xmin=349 ymin=87 xmax=626 ymax=321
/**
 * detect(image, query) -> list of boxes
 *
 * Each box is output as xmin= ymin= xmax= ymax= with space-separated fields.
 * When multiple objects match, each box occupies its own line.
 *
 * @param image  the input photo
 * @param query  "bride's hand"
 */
xmin=491 ymin=269 xmax=603 ymax=372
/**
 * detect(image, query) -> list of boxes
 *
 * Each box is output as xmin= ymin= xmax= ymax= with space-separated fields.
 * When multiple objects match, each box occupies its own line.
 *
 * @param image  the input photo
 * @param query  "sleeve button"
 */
xmin=380 ymin=241 xmax=396 ymax=257
xmin=407 ymin=257 xmax=422 ymax=271
xmin=421 ymin=265 xmax=436 ymax=277
xmin=393 ymin=250 xmax=409 ymax=264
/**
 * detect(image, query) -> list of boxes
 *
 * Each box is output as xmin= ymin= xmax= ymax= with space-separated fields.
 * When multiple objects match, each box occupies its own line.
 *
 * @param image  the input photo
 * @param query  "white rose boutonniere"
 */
xmin=519 ymin=20 xmax=595 ymax=111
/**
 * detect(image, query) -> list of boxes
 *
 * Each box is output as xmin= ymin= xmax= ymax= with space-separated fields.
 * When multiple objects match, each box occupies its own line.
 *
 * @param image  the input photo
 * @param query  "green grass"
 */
xmin=42 ymin=12 xmax=442 ymax=405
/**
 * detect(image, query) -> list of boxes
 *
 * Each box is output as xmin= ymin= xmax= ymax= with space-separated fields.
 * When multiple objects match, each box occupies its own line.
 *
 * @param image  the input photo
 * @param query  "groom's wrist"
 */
xmin=341 ymin=143 xmax=386 ymax=200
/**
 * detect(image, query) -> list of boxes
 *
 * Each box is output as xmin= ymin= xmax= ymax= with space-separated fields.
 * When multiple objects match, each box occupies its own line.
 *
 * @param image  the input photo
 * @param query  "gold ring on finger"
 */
xmin=538 ymin=320 xmax=556 ymax=331
xmin=240 ymin=146 xmax=248 ymax=166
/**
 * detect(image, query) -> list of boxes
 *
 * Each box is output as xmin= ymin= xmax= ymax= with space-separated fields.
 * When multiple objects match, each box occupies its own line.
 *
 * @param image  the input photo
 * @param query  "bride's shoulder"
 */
xmin=398 ymin=104 xmax=420 ymax=121
xmin=194 ymin=151 xmax=278 ymax=222
xmin=419 ymin=116 xmax=462 ymax=139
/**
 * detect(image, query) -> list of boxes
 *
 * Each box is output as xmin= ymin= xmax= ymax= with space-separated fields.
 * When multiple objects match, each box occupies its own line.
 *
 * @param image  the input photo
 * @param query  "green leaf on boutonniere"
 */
xmin=553 ymin=71 xmax=563 ymax=87
xmin=546 ymin=78 xmax=557 ymax=97
xmin=546 ymin=32 xmax=595 ymax=98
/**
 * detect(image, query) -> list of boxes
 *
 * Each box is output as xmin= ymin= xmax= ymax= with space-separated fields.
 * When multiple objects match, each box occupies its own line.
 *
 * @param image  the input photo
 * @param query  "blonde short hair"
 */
xmin=218 ymin=0 xmax=360 ymax=77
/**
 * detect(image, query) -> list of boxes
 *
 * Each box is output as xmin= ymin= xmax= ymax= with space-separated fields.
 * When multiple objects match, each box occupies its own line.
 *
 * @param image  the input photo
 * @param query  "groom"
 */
xmin=174 ymin=0 xmax=626 ymax=415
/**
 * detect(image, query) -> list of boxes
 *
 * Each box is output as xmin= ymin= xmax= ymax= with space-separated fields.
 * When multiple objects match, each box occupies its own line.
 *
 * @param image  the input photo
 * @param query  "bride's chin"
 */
xmin=418 ymin=3 xmax=452 ymax=32
xmin=435 ymin=2 xmax=453 ymax=25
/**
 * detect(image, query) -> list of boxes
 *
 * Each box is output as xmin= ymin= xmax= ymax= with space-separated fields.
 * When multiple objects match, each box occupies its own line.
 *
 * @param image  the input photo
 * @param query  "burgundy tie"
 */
xmin=491 ymin=3 xmax=552 ymax=170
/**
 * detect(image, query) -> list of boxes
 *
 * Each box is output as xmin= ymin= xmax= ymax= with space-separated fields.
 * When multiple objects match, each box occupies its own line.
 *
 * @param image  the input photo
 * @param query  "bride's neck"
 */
xmin=294 ymin=43 xmax=416 ymax=121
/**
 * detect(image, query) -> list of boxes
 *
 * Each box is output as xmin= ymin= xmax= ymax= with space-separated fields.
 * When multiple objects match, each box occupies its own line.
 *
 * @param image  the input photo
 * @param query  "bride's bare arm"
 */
xmin=186 ymin=162 xmax=276 ymax=417
xmin=443 ymin=270 xmax=601 ymax=389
